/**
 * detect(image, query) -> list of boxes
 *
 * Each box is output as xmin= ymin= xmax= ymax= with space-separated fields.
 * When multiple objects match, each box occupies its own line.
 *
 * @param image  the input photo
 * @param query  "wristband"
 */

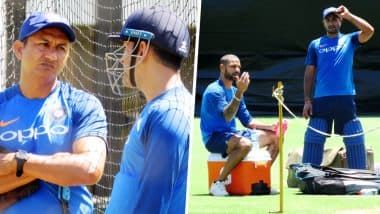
xmin=233 ymin=96 xmax=241 ymax=102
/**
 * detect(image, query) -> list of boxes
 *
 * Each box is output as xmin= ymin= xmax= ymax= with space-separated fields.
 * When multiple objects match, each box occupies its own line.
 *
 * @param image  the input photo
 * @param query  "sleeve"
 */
xmin=71 ymin=92 xmax=108 ymax=143
xmin=0 ymin=85 xmax=17 ymax=105
xmin=133 ymin=107 xmax=189 ymax=213
xmin=351 ymin=31 xmax=361 ymax=47
xmin=204 ymin=87 xmax=228 ymax=120
xmin=236 ymin=97 xmax=253 ymax=127
xmin=305 ymin=40 xmax=317 ymax=66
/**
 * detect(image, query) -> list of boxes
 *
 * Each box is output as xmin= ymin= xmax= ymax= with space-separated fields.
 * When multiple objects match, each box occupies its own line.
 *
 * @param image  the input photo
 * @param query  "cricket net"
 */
xmin=0 ymin=0 xmax=198 ymax=212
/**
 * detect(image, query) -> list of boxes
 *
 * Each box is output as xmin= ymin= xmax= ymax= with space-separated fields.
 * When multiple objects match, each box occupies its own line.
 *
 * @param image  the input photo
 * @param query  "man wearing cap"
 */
xmin=104 ymin=6 xmax=192 ymax=213
xmin=0 ymin=12 xmax=107 ymax=213
xmin=200 ymin=54 xmax=279 ymax=196
xmin=302 ymin=5 xmax=374 ymax=169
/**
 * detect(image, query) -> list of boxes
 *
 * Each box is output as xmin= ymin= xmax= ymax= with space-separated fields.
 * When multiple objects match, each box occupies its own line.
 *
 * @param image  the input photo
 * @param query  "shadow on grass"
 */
xmin=192 ymin=193 xmax=210 ymax=196
xmin=192 ymin=193 xmax=279 ymax=197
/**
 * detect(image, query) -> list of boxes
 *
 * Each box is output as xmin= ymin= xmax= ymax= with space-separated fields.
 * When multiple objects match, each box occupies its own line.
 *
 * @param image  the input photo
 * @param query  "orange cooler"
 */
xmin=207 ymin=149 xmax=272 ymax=195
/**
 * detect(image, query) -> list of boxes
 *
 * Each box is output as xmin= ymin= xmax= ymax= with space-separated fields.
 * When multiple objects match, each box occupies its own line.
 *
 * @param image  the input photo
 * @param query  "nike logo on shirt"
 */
xmin=0 ymin=118 xmax=19 ymax=127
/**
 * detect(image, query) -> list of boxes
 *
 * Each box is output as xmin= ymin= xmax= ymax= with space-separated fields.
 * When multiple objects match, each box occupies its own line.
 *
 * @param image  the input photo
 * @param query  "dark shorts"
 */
xmin=205 ymin=130 xmax=259 ymax=155
xmin=312 ymin=95 xmax=357 ymax=135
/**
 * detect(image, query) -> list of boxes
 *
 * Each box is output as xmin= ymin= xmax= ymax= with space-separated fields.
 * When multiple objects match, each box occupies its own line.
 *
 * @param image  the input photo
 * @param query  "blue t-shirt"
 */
xmin=305 ymin=32 xmax=360 ymax=98
xmin=200 ymin=79 xmax=252 ymax=144
xmin=106 ymin=85 xmax=191 ymax=214
xmin=0 ymin=81 xmax=107 ymax=214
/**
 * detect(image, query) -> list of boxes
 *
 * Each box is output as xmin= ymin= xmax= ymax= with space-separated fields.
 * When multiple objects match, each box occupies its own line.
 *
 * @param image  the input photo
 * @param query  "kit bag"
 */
xmin=292 ymin=163 xmax=380 ymax=194
xmin=286 ymin=147 xmax=374 ymax=188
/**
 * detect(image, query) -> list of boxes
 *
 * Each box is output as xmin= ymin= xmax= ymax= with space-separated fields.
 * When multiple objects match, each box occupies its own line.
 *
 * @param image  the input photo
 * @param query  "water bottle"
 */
xmin=358 ymin=188 xmax=378 ymax=195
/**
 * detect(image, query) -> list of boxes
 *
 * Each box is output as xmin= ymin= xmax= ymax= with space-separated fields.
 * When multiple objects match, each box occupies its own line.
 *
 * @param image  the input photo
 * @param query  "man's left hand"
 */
xmin=0 ymin=152 xmax=16 ymax=176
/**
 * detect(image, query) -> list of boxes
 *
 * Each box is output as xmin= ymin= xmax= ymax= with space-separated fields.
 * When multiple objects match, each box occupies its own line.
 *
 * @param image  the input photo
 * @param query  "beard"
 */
xmin=326 ymin=25 xmax=340 ymax=35
xmin=327 ymin=28 xmax=339 ymax=34
xmin=223 ymin=68 xmax=239 ymax=82
xmin=224 ymin=72 xmax=234 ymax=81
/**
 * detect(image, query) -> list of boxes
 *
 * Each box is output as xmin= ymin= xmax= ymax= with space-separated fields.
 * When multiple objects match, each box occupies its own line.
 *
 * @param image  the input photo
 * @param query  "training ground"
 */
xmin=189 ymin=116 xmax=380 ymax=214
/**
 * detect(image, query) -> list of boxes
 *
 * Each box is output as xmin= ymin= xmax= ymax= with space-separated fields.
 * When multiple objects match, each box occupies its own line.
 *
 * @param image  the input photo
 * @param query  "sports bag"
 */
xmin=292 ymin=163 xmax=380 ymax=195
xmin=286 ymin=147 xmax=374 ymax=188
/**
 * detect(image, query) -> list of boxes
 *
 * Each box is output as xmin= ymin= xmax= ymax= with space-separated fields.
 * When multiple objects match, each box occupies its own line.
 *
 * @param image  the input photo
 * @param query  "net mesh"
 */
xmin=0 ymin=0 xmax=198 ymax=212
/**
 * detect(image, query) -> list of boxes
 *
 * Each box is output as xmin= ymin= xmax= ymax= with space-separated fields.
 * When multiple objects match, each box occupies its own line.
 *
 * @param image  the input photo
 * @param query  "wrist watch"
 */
xmin=15 ymin=150 xmax=30 ymax=177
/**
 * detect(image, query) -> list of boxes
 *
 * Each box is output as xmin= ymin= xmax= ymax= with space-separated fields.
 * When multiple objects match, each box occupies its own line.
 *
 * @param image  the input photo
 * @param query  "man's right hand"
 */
xmin=302 ymin=100 xmax=313 ymax=119
xmin=235 ymin=72 xmax=250 ymax=97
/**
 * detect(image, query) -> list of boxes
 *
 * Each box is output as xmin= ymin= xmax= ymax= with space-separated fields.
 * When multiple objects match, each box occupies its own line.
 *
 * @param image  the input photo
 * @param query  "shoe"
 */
xmin=270 ymin=188 xmax=279 ymax=195
xmin=210 ymin=181 xmax=229 ymax=196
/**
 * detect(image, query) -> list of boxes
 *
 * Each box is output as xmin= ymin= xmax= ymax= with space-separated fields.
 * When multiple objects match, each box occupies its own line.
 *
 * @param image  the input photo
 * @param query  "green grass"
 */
xmin=188 ymin=116 xmax=380 ymax=214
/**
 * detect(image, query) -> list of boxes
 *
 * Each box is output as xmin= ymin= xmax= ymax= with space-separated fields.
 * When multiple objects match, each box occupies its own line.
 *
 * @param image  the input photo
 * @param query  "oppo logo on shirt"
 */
xmin=0 ymin=124 xmax=69 ymax=142
xmin=318 ymin=44 xmax=344 ymax=54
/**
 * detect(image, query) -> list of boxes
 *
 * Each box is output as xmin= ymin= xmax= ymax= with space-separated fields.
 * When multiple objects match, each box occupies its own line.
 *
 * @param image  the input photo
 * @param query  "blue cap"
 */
xmin=110 ymin=6 xmax=190 ymax=58
xmin=19 ymin=12 xmax=76 ymax=42
xmin=322 ymin=7 xmax=338 ymax=19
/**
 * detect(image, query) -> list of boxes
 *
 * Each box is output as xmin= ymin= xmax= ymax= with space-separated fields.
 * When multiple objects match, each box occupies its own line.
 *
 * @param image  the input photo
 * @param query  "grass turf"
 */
xmin=188 ymin=116 xmax=380 ymax=214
